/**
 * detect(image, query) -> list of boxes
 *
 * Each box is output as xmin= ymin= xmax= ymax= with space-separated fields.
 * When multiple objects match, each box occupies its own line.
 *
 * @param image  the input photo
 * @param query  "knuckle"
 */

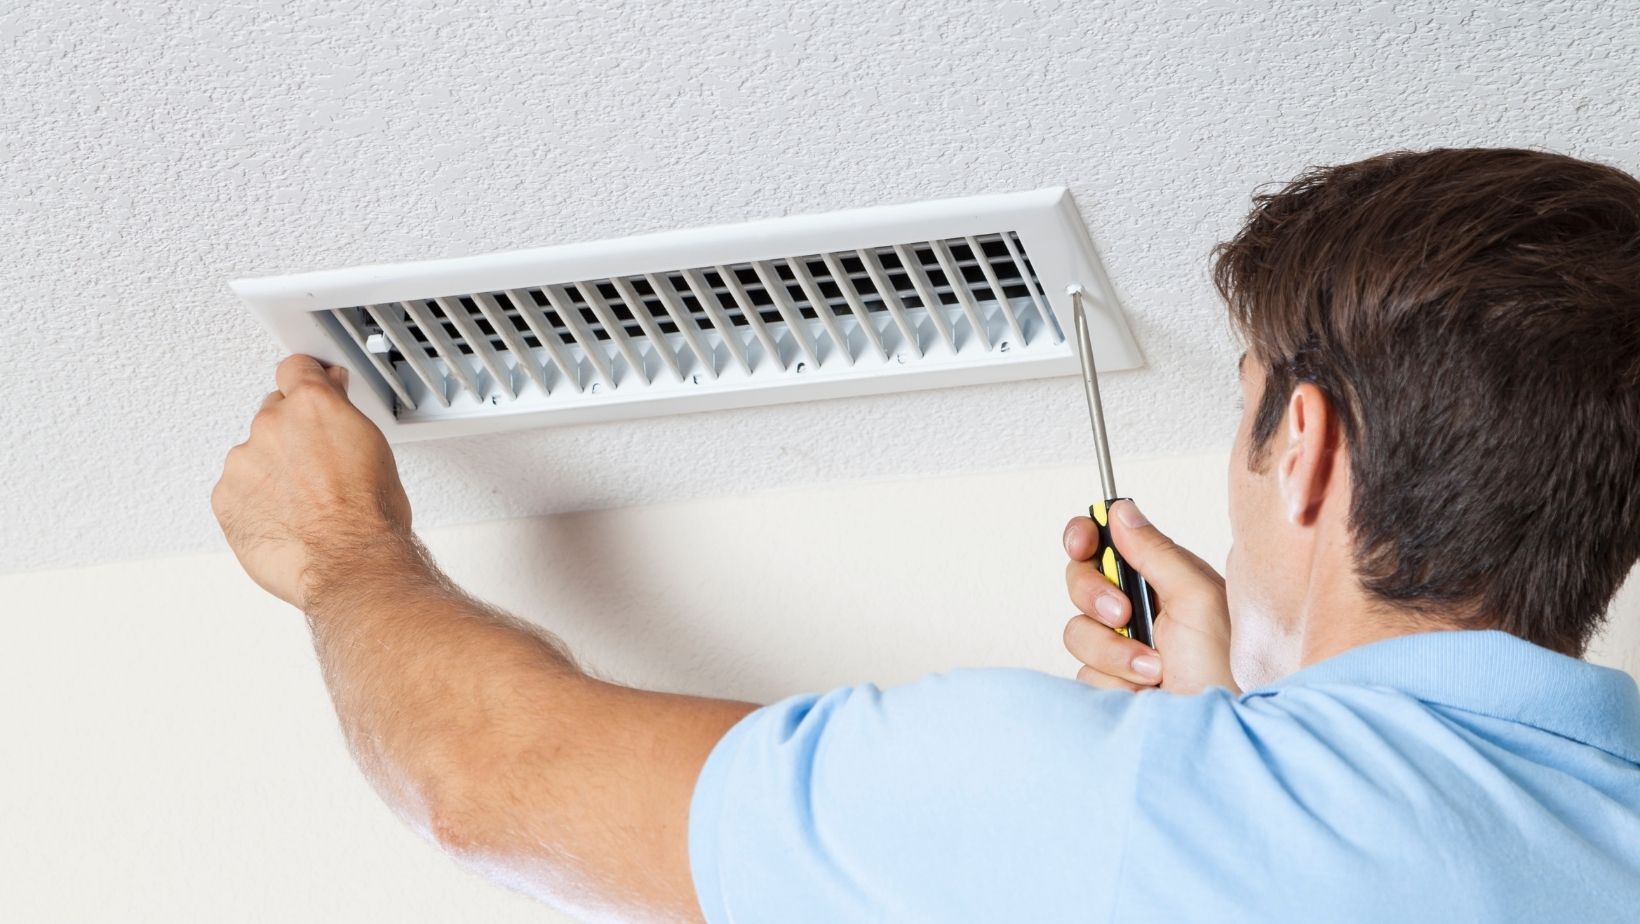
xmin=284 ymin=379 xmax=329 ymax=401
xmin=215 ymin=451 xmax=243 ymax=494
xmin=1072 ymin=570 xmax=1113 ymax=606
xmin=285 ymin=383 xmax=344 ymax=416
xmin=1093 ymin=638 xmax=1129 ymax=673
xmin=1063 ymin=614 xmax=1124 ymax=668
xmin=1063 ymin=614 xmax=1090 ymax=650
xmin=1065 ymin=560 xmax=1096 ymax=598
xmin=1123 ymin=530 xmax=1148 ymax=554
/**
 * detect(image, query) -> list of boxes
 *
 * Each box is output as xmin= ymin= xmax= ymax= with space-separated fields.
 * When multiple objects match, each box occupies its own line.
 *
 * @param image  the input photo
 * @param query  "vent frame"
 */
xmin=231 ymin=187 xmax=1143 ymax=442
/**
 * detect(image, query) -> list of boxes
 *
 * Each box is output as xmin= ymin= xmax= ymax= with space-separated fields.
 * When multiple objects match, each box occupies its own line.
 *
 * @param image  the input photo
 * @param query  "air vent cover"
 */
xmin=231 ymin=188 xmax=1143 ymax=442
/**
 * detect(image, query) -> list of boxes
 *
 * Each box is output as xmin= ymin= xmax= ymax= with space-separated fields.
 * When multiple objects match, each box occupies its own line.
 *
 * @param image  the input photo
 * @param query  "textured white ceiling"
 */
xmin=3 ymin=0 xmax=1636 ymax=573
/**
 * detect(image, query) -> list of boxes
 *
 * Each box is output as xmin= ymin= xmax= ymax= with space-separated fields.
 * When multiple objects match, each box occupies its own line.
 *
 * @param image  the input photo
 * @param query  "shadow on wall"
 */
xmin=441 ymin=508 xmax=806 ymax=701
xmin=416 ymin=451 xmax=1640 ymax=702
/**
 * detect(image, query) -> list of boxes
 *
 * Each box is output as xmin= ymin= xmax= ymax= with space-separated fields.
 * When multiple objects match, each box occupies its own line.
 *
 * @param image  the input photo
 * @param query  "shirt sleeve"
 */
xmin=688 ymin=667 xmax=1155 ymax=923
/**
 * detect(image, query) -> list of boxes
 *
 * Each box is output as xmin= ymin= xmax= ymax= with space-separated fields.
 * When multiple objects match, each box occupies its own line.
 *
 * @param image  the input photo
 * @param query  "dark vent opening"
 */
xmin=336 ymin=230 xmax=1043 ymax=388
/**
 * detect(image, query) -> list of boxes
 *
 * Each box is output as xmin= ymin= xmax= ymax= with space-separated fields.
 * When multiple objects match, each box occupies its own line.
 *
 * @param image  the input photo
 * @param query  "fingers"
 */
xmin=1105 ymin=500 xmax=1224 ymax=599
xmin=1064 ymin=614 xmax=1162 ymax=688
xmin=1062 ymin=516 xmax=1099 ymax=561
xmin=1063 ymin=499 xmax=1235 ymax=695
xmin=1065 ymin=515 xmax=1132 ymax=628
xmin=258 ymin=390 xmax=283 ymax=412
xmin=275 ymin=354 xmax=341 ymax=398
xmin=1066 ymin=558 xmax=1132 ymax=628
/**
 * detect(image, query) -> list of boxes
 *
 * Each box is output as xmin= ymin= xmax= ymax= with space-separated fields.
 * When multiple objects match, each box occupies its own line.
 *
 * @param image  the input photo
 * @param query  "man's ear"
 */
xmin=1276 ymin=382 xmax=1341 ymax=526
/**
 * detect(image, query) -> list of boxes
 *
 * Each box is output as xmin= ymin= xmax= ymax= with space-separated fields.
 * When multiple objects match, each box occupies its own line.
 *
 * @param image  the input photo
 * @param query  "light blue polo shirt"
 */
xmin=689 ymin=630 xmax=1640 ymax=922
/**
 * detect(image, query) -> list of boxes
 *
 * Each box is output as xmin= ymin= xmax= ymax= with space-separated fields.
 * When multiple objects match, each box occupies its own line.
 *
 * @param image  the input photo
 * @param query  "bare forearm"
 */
xmin=296 ymin=531 xmax=754 ymax=920
xmin=302 ymin=533 xmax=582 ymax=842
xmin=214 ymin=357 xmax=756 ymax=917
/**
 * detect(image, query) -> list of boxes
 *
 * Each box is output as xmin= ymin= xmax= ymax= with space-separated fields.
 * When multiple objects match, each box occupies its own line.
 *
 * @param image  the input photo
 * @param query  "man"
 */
xmin=213 ymin=148 xmax=1640 ymax=922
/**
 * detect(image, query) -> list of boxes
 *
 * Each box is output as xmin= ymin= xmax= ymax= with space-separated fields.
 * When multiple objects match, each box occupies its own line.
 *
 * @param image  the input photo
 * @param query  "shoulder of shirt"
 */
xmin=1071 ymin=676 xmax=1432 ymax=737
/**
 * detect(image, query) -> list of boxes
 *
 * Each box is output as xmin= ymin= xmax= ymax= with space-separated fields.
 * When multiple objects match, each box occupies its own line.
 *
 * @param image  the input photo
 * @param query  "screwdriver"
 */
xmin=1068 ymin=283 xmax=1159 ymax=648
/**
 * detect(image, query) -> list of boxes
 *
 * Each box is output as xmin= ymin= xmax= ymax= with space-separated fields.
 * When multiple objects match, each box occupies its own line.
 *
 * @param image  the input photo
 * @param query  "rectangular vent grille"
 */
xmin=232 ymin=188 xmax=1145 ymax=441
xmin=323 ymin=232 xmax=1057 ymax=414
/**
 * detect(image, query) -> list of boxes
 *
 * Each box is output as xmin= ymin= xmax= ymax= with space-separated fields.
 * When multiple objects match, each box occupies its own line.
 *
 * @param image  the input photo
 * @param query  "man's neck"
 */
xmin=1290 ymin=525 xmax=1468 ymax=670
xmin=1298 ymin=610 xmax=1428 ymax=668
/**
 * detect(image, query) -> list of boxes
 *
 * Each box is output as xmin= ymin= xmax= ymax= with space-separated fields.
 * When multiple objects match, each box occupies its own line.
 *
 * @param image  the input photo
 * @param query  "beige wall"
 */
xmin=5 ymin=450 xmax=1637 ymax=921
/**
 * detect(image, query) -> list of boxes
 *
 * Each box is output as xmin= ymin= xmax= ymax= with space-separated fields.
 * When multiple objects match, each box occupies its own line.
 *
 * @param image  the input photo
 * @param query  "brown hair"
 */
xmin=1213 ymin=148 xmax=1640 ymax=656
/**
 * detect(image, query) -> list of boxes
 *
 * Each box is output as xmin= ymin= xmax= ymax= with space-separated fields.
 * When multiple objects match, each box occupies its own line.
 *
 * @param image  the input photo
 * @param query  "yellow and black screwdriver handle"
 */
xmin=1090 ymin=498 xmax=1160 ymax=648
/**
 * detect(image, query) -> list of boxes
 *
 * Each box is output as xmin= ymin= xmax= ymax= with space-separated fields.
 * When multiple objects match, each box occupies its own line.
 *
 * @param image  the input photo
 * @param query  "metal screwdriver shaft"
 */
xmin=1069 ymin=284 xmax=1118 ymax=501
xmin=1066 ymin=282 xmax=1158 ymax=648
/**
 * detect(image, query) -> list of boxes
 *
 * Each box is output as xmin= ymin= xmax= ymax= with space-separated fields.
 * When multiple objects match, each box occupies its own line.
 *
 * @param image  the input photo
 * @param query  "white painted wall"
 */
xmin=5 ymin=451 xmax=1638 ymax=921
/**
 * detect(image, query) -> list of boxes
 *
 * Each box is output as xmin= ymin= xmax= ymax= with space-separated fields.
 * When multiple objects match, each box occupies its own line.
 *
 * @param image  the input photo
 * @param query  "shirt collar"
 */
xmin=1250 ymin=629 xmax=1640 ymax=764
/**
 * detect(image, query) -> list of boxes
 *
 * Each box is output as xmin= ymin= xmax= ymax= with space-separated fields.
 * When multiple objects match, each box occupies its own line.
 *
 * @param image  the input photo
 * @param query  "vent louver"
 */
xmin=233 ymin=188 xmax=1143 ymax=441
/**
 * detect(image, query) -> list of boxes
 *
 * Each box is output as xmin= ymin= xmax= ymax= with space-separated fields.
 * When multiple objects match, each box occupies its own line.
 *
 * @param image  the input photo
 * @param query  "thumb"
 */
xmin=1108 ymin=499 xmax=1237 ymax=695
xmin=1106 ymin=500 xmax=1216 ymax=597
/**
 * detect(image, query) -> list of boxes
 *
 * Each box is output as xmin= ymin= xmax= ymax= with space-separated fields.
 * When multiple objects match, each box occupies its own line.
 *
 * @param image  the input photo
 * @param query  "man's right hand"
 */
xmin=211 ymin=355 xmax=416 ymax=611
xmin=1062 ymin=500 xmax=1239 ymax=695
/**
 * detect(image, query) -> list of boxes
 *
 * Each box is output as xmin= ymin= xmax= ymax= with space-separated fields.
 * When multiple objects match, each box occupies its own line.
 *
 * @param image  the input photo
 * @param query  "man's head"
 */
xmin=1214 ymin=147 xmax=1640 ymax=678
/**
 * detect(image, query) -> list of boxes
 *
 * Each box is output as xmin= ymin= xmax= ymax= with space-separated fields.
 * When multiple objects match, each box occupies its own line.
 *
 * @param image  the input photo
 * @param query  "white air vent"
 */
xmin=231 ymin=188 xmax=1143 ymax=441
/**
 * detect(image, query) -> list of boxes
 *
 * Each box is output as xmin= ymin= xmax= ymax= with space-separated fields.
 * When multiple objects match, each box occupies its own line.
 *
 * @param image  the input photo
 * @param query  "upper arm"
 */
xmin=439 ymin=675 xmax=757 ymax=923
xmin=688 ymin=669 xmax=1152 ymax=922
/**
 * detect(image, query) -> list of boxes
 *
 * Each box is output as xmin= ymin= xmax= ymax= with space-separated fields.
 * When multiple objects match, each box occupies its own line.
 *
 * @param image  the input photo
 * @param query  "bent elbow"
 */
xmin=417 ymin=738 xmax=561 ymax=858
xmin=417 ymin=755 xmax=509 ymax=857
xmin=426 ymin=798 xmax=490 ymax=856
